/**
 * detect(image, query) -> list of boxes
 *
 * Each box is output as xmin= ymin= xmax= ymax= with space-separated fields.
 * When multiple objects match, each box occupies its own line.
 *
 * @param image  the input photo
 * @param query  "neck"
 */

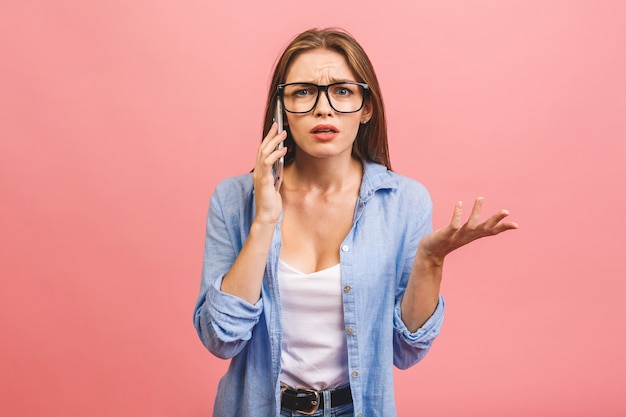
xmin=286 ymin=153 xmax=363 ymax=192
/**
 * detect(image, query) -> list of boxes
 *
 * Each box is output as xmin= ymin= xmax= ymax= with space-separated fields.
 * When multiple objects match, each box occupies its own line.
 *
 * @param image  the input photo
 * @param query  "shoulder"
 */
xmin=360 ymin=162 xmax=433 ymax=240
xmin=362 ymin=161 xmax=431 ymax=207
xmin=208 ymin=173 xmax=255 ymax=219
xmin=212 ymin=173 xmax=254 ymax=201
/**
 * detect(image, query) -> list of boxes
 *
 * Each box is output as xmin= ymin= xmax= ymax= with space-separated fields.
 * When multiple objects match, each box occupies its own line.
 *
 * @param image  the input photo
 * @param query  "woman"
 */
xmin=194 ymin=28 xmax=517 ymax=416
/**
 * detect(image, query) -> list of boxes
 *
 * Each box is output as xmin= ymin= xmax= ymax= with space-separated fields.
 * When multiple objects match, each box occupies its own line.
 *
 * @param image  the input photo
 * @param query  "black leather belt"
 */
xmin=280 ymin=384 xmax=352 ymax=415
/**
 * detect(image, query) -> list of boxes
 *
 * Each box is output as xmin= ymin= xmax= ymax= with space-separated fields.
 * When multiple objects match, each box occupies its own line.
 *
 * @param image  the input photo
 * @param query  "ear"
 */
xmin=361 ymin=98 xmax=373 ymax=124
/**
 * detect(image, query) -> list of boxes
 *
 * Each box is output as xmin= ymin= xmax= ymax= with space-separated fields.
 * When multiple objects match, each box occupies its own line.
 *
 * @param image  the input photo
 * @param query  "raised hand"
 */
xmin=401 ymin=197 xmax=518 ymax=330
xmin=252 ymin=122 xmax=288 ymax=225
xmin=419 ymin=197 xmax=519 ymax=265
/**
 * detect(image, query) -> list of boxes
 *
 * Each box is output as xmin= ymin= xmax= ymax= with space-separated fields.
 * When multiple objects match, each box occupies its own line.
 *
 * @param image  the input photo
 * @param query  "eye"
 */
xmin=331 ymin=84 xmax=354 ymax=97
xmin=291 ymin=85 xmax=316 ymax=97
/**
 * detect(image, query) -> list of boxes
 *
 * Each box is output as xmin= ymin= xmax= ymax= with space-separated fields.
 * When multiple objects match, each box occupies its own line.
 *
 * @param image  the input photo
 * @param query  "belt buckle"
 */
xmin=295 ymin=388 xmax=320 ymax=415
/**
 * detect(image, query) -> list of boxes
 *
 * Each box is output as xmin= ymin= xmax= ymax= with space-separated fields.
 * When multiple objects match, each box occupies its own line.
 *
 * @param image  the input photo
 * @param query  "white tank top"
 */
xmin=278 ymin=259 xmax=349 ymax=389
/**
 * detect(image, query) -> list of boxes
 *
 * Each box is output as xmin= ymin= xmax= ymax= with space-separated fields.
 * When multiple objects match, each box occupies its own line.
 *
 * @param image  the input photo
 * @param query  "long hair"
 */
xmin=262 ymin=28 xmax=391 ymax=170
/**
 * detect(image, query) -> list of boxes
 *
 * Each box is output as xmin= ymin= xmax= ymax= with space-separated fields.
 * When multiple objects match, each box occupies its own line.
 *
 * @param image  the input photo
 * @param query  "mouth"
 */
xmin=311 ymin=124 xmax=339 ymax=134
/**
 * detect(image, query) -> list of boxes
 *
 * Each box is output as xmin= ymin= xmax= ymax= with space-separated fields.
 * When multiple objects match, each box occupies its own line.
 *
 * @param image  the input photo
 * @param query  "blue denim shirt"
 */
xmin=194 ymin=161 xmax=445 ymax=417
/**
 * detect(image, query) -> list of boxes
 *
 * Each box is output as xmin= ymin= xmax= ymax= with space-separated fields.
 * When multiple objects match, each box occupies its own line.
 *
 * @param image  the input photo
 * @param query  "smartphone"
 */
xmin=273 ymin=100 xmax=285 ymax=191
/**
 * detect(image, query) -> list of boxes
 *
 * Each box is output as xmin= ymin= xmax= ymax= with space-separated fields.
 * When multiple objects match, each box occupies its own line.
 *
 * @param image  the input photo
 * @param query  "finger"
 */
xmin=449 ymin=200 xmax=463 ymax=230
xmin=255 ymin=127 xmax=284 ymax=178
xmin=466 ymin=197 xmax=484 ymax=228
xmin=262 ymin=122 xmax=279 ymax=143
xmin=267 ymin=131 xmax=287 ymax=157
xmin=263 ymin=145 xmax=287 ymax=167
xmin=483 ymin=209 xmax=512 ymax=230
xmin=261 ymin=124 xmax=286 ymax=149
xmin=258 ymin=128 xmax=287 ymax=164
xmin=491 ymin=220 xmax=520 ymax=235
xmin=258 ymin=123 xmax=280 ymax=154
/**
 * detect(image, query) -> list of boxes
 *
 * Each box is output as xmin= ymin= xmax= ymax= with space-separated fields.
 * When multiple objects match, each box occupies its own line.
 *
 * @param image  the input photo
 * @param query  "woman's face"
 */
xmin=283 ymin=49 xmax=371 ymax=162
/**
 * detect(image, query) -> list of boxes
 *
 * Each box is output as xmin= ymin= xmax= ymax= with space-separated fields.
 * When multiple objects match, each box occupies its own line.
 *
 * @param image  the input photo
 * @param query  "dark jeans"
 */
xmin=280 ymin=402 xmax=354 ymax=417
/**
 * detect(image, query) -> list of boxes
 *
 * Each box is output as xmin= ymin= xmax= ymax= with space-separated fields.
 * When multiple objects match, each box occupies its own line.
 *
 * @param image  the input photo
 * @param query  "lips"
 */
xmin=311 ymin=124 xmax=338 ymax=134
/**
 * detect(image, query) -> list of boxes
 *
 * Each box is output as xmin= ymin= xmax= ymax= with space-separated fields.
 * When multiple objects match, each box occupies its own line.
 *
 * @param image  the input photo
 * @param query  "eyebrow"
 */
xmin=329 ymin=77 xmax=354 ymax=83
xmin=292 ymin=78 xmax=358 ymax=84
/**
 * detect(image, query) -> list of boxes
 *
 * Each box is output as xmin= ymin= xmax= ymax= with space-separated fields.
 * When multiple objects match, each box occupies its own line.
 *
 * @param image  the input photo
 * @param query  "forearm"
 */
xmin=400 ymin=250 xmax=443 ymax=333
xmin=220 ymin=220 xmax=276 ymax=304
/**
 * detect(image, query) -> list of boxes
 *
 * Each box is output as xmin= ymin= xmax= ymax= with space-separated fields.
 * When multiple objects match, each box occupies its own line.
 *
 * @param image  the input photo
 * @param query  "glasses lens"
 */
xmin=282 ymin=83 xmax=366 ymax=113
xmin=282 ymin=84 xmax=318 ymax=113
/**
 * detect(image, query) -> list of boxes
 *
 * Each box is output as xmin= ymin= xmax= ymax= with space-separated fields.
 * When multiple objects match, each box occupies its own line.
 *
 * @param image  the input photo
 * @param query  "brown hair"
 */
xmin=262 ymin=28 xmax=391 ymax=170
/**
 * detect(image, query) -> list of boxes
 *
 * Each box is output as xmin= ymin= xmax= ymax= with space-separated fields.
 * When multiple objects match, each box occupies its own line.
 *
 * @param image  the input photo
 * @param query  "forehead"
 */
xmin=285 ymin=48 xmax=356 ymax=83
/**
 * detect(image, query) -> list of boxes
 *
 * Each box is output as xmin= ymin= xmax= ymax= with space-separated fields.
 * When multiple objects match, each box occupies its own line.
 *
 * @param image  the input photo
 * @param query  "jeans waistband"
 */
xmin=280 ymin=384 xmax=352 ymax=415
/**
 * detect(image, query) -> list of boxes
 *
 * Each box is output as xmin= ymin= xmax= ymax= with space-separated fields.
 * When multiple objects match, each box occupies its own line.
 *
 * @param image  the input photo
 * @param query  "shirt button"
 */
xmin=341 ymin=245 xmax=349 ymax=252
xmin=352 ymin=370 xmax=359 ymax=378
xmin=357 ymin=414 xmax=362 ymax=417
xmin=343 ymin=286 xmax=351 ymax=293
xmin=346 ymin=327 xmax=354 ymax=335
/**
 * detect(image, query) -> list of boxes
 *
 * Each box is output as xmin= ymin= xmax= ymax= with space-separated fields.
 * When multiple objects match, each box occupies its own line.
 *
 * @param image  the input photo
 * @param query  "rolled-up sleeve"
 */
xmin=195 ymin=275 xmax=263 ymax=359
xmin=391 ymin=179 xmax=445 ymax=369
xmin=193 ymin=180 xmax=263 ymax=359
xmin=392 ymin=295 xmax=445 ymax=369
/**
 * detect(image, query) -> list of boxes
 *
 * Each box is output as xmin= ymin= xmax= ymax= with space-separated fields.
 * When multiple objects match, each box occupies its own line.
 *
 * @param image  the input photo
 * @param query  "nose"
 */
xmin=313 ymin=88 xmax=333 ymax=117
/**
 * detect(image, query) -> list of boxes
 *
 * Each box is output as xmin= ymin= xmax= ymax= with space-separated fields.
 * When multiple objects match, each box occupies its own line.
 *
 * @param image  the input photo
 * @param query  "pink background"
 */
xmin=1 ymin=1 xmax=625 ymax=416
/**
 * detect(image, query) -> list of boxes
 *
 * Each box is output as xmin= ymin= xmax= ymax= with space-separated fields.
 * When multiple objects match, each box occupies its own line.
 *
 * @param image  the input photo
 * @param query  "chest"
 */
xmin=279 ymin=192 xmax=358 ymax=274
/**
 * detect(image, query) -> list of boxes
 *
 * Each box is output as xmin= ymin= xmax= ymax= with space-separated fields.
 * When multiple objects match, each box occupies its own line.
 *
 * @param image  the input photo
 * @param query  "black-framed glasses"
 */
xmin=277 ymin=82 xmax=369 ymax=114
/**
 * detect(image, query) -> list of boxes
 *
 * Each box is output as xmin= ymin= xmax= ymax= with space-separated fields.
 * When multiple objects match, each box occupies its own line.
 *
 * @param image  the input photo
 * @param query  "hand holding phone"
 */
xmin=273 ymin=101 xmax=285 ymax=191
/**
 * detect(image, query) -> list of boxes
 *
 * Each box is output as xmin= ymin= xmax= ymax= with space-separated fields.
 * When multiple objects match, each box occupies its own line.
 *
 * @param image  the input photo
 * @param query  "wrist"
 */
xmin=251 ymin=218 xmax=278 ymax=233
xmin=415 ymin=247 xmax=445 ymax=269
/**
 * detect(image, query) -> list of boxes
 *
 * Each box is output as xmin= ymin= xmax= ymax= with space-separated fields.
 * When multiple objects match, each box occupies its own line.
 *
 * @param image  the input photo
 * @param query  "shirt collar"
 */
xmin=359 ymin=160 xmax=397 ymax=202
